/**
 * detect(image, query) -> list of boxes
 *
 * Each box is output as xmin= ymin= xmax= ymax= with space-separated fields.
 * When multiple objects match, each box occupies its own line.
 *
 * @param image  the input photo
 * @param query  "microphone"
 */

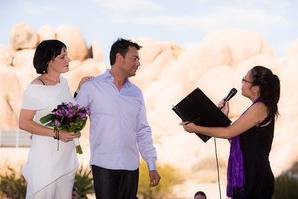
xmin=223 ymin=88 xmax=237 ymax=103
xmin=220 ymin=88 xmax=237 ymax=110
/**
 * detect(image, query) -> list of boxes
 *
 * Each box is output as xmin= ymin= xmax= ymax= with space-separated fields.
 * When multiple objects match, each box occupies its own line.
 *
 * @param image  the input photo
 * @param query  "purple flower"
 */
xmin=54 ymin=110 xmax=63 ymax=117
xmin=67 ymin=102 xmax=73 ymax=108
xmin=79 ymin=112 xmax=87 ymax=120
xmin=65 ymin=108 xmax=75 ymax=119
xmin=42 ymin=102 xmax=89 ymax=131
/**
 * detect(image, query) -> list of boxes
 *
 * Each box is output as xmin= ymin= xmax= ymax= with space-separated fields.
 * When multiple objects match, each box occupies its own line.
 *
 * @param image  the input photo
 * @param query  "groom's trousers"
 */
xmin=91 ymin=165 xmax=139 ymax=199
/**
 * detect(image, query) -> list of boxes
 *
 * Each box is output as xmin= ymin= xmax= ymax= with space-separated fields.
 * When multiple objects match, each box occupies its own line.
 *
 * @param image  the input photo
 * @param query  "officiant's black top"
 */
xmin=238 ymin=116 xmax=275 ymax=199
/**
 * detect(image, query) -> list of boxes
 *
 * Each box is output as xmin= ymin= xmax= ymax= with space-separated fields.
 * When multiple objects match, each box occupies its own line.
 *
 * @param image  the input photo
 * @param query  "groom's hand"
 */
xmin=149 ymin=170 xmax=160 ymax=187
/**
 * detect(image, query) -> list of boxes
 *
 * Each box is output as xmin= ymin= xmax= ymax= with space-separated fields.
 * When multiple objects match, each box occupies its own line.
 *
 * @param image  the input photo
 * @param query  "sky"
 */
xmin=1 ymin=0 xmax=298 ymax=60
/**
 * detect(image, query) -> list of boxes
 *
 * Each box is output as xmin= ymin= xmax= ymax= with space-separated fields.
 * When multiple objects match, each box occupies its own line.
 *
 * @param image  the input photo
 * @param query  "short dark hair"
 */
xmin=109 ymin=38 xmax=141 ymax=66
xmin=194 ymin=191 xmax=207 ymax=198
xmin=33 ymin=40 xmax=66 ymax=74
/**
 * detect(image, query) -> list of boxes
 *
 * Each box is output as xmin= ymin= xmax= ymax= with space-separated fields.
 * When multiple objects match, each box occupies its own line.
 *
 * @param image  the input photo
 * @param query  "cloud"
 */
xmin=19 ymin=0 xmax=55 ymax=16
xmin=194 ymin=0 xmax=290 ymax=10
xmin=111 ymin=5 xmax=289 ymax=32
xmin=233 ymin=0 xmax=290 ymax=9
xmin=204 ymin=6 xmax=289 ymax=29
xmin=94 ymin=0 xmax=161 ymax=13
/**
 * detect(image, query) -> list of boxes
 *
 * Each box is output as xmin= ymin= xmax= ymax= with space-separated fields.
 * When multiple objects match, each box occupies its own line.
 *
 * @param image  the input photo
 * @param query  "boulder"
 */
xmin=38 ymin=25 xmax=56 ymax=41
xmin=90 ymin=41 xmax=104 ymax=62
xmin=56 ymin=25 xmax=88 ymax=61
xmin=10 ymin=23 xmax=39 ymax=50
xmin=12 ymin=49 xmax=35 ymax=73
xmin=0 ymin=45 xmax=14 ymax=65
xmin=0 ymin=66 xmax=21 ymax=130
xmin=64 ymin=59 xmax=103 ymax=92
xmin=198 ymin=29 xmax=273 ymax=67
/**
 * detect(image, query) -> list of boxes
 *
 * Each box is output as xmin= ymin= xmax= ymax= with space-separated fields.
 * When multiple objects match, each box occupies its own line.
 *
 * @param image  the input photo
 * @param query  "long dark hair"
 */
xmin=250 ymin=66 xmax=280 ymax=118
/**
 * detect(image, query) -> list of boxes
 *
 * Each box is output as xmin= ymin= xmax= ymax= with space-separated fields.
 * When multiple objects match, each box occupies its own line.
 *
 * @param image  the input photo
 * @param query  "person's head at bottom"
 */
xmin=194 ymin=191 xmax=207 ymax=199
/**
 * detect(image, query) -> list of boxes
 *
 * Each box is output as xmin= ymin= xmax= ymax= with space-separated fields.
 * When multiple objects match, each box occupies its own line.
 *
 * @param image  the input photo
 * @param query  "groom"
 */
xmin=76 ymin=38 xmax=160 ymax=198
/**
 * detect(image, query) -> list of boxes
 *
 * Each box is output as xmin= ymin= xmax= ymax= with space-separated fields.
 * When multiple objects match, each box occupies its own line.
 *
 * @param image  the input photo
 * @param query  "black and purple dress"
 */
xmin=227 ymin=102 xmax=275 ymax=199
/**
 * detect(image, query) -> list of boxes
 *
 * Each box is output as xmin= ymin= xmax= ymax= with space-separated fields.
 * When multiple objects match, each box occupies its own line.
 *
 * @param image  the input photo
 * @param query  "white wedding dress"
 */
xmin=21 ymin=76 xmax=79 ymax=199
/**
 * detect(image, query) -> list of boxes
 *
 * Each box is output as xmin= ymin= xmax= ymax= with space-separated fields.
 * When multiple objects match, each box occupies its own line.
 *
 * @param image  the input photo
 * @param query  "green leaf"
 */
xmin=40 ymin=114 xmax=55 ymax=124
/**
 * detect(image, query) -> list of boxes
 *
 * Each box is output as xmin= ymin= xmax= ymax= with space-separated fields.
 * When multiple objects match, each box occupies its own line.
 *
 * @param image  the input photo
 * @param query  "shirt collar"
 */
xmin=101 ymin=69 xmax=132 ymax=88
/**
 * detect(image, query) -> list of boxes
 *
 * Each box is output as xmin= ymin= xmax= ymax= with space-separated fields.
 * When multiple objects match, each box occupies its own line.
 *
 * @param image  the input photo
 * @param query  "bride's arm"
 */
xmin=74 ymin=76 xmax=93 ymax=97
xmin=19 ymin=109 xmax=54 ymax=137
xmin=19 ymin=109 xmax=79 ymax=142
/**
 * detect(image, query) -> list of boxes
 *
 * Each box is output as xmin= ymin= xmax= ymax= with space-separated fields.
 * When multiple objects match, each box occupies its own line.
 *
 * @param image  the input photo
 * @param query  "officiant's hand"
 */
xmin=59 ymin=131 xmax=81 ymax=142
xmin=218 ymin=100 xmax=229 ymax=116
xmin=181 ymin=122 xmax=197 ymax=133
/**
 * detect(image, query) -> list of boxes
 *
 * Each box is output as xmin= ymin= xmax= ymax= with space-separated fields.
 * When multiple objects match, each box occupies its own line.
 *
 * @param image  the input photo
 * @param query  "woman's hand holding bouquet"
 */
xmin=40 ymin=102 xmax=89 ymax=154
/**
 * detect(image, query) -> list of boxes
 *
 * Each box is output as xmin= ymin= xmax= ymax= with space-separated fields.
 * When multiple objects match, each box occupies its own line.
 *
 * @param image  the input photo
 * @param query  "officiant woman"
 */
xmin=182 ymin=66 xmax=280 ymax=199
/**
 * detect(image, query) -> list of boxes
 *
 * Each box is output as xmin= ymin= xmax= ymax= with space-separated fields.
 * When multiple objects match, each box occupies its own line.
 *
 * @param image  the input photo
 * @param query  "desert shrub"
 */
xmin=72 ymin=166 xmax=94 ymax=199
xmin=137 ymin=161 xmax=183 ymax=199
xmin=192 ymin=157 xmax=227 ymax=183
xmin=0 ymin=167 xmax=26 ymax=199
xmin=273 ymin=172 xmax=298 ymax=199
xmin=273 ymin=161 xmax=298 ymax=199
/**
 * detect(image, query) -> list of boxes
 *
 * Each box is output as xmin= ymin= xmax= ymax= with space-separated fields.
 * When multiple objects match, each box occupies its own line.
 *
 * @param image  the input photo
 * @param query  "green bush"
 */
xmin=273 ymin=161 xmax=298 ymax=199
xmin=0 ymin=167 xmax=26 ymax=199
xmin=273 ymin=172 xmax=298 ymax=199
xmin=137 ymin=161 xmax=183 ymax=199
xmin=72 ymin=166 xmax=94 ymax=199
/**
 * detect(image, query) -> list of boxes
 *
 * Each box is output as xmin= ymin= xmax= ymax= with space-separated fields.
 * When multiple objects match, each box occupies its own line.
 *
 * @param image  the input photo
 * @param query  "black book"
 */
xmin=172 ymin=88 xmax=231 ymax=142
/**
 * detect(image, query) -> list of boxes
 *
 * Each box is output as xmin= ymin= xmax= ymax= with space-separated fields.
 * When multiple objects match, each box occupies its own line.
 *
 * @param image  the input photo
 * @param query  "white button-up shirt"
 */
xmin=76 ymin=70 xmax=157 ymax=170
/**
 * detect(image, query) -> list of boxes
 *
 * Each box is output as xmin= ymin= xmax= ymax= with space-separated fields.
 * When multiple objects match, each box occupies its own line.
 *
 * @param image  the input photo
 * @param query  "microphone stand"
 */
xmin=214 ymin=137 xmax=222 ymax=199
xmin=214 ymin=104 xmax=227 ymax=199
xmin=214 ymin=89 xmax=236 ymax=198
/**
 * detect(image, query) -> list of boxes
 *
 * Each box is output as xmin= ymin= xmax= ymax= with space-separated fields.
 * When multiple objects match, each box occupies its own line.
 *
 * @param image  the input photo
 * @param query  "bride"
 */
xmin=19 ymin=39 xmax=91 ymax=199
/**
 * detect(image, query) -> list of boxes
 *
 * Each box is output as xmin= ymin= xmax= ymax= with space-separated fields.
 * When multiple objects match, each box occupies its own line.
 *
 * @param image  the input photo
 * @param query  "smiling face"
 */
xmin=48 ymin=47 xmax=70 ymax=74
xmin=118 ymin=46 xmax=140 ymax=78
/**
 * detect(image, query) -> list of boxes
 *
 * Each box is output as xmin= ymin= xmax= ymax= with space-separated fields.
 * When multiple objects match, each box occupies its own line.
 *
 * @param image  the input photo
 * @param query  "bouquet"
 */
xmin=40 ymin=102 xmax=89 ymax=154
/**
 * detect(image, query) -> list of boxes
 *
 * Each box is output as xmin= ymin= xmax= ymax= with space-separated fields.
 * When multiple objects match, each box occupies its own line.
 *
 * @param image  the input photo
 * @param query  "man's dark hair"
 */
xmin=194 ymin=191 xmax=207 ymax=198
xmin=33 ymin=40 xmax=66 ymax=74
xmin=109 ymin=38 xmax=141 ymax=66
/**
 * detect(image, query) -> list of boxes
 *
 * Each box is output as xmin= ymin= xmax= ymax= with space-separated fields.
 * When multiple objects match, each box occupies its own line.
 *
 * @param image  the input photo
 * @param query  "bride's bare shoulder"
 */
xmin=31 ymin=77 xmax=44 ymax=85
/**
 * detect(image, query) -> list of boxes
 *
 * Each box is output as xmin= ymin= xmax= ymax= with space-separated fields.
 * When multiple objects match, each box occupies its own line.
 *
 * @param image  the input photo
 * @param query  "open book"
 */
xmin=172 ymin=88 xmax=231 ymax=142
